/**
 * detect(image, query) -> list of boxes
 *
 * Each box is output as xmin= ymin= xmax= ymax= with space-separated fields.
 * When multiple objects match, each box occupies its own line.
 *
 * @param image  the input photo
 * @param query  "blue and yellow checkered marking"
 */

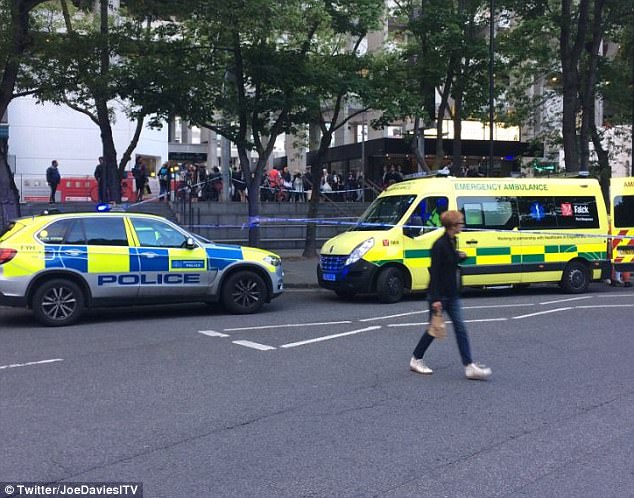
xmin=206 ymin=245 xmax=243 ymax=270
xmin=44 ymin=245 xmax=88 ymax=272
xmin=128 ymin=248 xmax=169 ymax=272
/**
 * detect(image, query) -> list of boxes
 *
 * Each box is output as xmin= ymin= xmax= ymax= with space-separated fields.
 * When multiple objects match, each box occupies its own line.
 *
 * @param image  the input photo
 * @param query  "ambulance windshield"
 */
xmin=352 ymin=195 xmax=416 ymax=231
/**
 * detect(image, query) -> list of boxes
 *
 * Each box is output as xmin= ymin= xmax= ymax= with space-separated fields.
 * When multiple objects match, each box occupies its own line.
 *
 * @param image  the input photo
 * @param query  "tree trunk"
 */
xmin=411 ymin=117 xmax=431 ymax=174
xmin=452 ymin=91 xmax=463 ymax=176
xmin=435 ymin=66 xmax=454 ymax=168
xmin=560 ymin=0 xmax=590 ymax=173
xmin=0 ymin=140 xmax=20 ymax=227
xmin=246 ymin=177 xmax=260 ymax=247
xmin=0 ymin=0 xmax=49 ymax=227
xmin=119 ymin=116 xmax=145 ymax=175
xmin=96 ymin=100 xmax=121 ymax=202
xmin=303 ymin=131 xmax=332 ymax=257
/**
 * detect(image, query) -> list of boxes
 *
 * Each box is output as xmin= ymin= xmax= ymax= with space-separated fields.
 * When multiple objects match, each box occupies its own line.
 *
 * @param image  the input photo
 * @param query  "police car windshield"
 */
xmin=352 ymin=195 xmax=416 ymax=231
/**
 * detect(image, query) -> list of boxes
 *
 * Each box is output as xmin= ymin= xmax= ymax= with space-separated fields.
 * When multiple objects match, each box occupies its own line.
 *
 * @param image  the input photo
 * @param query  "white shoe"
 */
xmin=410 ymin=357 xmax=433 ymax=374
xmin=465 ymin=362 xmax=492 ymax=380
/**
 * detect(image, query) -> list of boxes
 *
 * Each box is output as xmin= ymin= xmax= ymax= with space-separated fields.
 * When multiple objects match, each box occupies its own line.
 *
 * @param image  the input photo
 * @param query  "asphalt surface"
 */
xmin=1 ymin=283 xmax=633 ymax=497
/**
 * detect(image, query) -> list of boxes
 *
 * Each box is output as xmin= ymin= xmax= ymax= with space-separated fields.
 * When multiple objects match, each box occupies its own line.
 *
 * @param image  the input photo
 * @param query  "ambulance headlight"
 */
xmin=264 ymin=255 xmax=281 ymax=267
xmin=345 ymin=238 xmax=375 ymax=266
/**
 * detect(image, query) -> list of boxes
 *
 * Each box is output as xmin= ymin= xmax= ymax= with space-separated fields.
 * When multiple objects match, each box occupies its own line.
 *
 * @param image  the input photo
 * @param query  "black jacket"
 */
xmin=428 ymin=232 xmax=464 ymax=302
xmin=46 ymin=166 xmax=60 ymax=185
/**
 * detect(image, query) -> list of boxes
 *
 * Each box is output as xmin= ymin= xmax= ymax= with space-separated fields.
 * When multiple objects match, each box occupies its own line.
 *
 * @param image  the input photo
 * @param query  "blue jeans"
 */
xmin=412 ymin=296 xmax=473 ymax=366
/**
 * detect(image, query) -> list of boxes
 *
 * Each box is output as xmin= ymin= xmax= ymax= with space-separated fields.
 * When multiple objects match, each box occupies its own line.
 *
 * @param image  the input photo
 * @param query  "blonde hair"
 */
xmin=440 ymin=210 xmax=464 ymax=228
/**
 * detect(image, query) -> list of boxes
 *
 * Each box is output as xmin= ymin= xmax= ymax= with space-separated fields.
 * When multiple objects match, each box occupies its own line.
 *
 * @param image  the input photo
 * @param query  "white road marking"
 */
xmin=224 ymin=320 xmax=351 ymax=331
xmin=0 ymin=358 xmax=63 ymax=370
xmin=463 ymin=303 xmax=535 ymax=309
xmin=232 ymin=340 xmax=276 ymax=351
xmin=198 ymin=330 xmax=230 ymax=338
xmin=512 ymin=307 xmax=573 ymax=319
xmin=539 ymin=296 xmax=592 ymax=305
xmin=280 ymin=326 xmax=382 ymax=349
xmin=387 ymin=317 xmax=506 ymax=328
xmin=359 ymin=311 xmax=425 ymax=322
xmin=597 ymin=293 xmax=633 ymax=298
xmin=576 ymin=304 xmax=634 ymax=309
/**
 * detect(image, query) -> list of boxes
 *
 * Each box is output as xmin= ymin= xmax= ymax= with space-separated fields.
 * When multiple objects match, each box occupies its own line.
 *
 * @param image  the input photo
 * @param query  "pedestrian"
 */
xmin=158 ymin=162 xmax=170 ymax=202
xmin=410 ymin=210 xmax=492 ymax=380
xmin=46 ymin=159 xmax=61 ymax=204
xmin=292 ymin=172 xmax=304 ymax=202
xmin=94 ymin=156 xmax=106 ymax=202
xmin=210 ymin=166 xmax=223 ymax=201
xmin=132 ymin=157 xmax=148 ymax=202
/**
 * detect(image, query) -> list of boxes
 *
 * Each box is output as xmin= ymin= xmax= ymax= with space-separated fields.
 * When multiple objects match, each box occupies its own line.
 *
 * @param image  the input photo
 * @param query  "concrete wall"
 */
xmin=7 ymin=97 xmax=168 ymax=176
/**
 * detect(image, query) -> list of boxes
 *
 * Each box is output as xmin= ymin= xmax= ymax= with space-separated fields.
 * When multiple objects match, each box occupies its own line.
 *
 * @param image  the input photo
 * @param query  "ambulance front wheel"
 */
xmin=561 ymin=261 xmax=590 ymax=294
xmin=376 ymin=267 xmax=405 ymax=303
xmin=32 ymin=278 xmax=85 ymax=326
xmin=221 ymin=270 xmax=266 ymax=314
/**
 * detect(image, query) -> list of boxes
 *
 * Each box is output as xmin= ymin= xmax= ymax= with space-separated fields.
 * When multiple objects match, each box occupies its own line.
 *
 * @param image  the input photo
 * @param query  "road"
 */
xmin=1 ymin=285 xmax=633 ymax=497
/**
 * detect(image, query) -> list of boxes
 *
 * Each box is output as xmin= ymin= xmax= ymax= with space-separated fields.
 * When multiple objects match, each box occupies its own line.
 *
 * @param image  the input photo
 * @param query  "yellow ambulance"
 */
xmin=318 ymin=175 xmax=611 ymax=302
xmin=610 ymin=177 xmax=634 ymax=273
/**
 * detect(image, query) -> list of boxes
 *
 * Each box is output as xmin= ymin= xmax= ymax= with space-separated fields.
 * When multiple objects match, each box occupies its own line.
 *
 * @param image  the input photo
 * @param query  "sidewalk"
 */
xmin=275 ymin=250 xmax=320 ymax=289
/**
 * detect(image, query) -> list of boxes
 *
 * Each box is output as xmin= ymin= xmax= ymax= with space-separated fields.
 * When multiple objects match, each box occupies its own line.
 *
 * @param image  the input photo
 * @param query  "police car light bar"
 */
xmin=96 ymin=203 xmax=112 ymax=212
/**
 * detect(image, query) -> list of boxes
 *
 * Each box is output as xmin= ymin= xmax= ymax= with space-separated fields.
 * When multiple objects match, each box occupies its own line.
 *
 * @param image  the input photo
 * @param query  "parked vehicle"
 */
xmin=317 ymin=174 xmax=633 ymax=302
xmin=0 ymin=211 xmax=283 ymax=325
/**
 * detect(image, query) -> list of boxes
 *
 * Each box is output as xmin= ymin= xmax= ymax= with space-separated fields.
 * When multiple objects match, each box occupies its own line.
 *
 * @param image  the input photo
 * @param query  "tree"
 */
xmin=300 ymin=0 xmax=385 ymax=257
xmin=0 ymin=0 xmax=49 ymax=227
xmin=160 ymin=0 xmax=383 ymax=247
xmin=498 ymin=0 xmax=632 ymax=181
xmin=376 ymin=0 xmax=492 ymax=176
xmin=19 ymin=0 xmax=184 ymax=202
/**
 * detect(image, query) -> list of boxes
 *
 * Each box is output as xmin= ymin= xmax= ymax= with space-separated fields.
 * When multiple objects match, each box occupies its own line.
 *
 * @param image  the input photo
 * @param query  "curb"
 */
xmin=284 ymin=282 xmax=320 ymax=289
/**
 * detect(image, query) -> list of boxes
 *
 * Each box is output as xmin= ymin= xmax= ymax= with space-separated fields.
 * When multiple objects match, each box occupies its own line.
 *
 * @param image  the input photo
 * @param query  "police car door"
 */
xmin=80 ymin=216 xmax=139 ymax=298
xmin=129 ymin=217 xmax=208 ymax=297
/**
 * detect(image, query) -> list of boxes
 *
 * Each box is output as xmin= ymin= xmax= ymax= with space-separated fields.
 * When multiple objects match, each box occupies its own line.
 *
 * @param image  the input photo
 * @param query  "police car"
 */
xmin=0 ymin=211 xmax=284 ymax=326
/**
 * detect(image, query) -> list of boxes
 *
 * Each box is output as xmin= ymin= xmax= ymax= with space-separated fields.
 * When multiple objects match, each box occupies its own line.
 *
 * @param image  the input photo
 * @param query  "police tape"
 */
xmin=117 ymin=181 xmax=633 ymax=242
xmin=182 ymin=217 xmax=633 ymax=241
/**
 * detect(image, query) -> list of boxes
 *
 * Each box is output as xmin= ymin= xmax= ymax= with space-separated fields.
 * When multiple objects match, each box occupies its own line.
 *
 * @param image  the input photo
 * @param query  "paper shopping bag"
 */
xmin=428 ymin=309 xmax=446 ymax=339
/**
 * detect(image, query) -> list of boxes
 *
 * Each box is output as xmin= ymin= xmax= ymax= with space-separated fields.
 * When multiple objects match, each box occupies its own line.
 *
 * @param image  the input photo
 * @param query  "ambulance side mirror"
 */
xmin=403 ymin=216 xmax=423 ymax=238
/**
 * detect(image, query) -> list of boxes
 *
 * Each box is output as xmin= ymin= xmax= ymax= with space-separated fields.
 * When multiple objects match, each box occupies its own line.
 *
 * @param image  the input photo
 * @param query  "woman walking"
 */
xmin=410 ymin=210 xmax=492 ymax=380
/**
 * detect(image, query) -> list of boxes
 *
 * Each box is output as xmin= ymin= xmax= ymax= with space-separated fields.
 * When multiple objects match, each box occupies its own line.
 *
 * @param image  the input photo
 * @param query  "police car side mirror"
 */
xmin=185 ymin=237 xmax=196 ymax=249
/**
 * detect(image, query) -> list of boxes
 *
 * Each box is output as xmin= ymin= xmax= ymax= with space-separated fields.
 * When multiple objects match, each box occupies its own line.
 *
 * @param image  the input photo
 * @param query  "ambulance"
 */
xmin=610 ymin=177 xmax=634 ymax=274
xmin=0 ymin=211 xmax=284 ymax=325
xmin=318 ymin=175 xmax=615 ymax=302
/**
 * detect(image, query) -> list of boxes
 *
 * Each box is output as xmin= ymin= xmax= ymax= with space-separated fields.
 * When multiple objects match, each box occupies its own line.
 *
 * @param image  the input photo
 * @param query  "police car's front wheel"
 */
xmin=221 ymin=270 xmax=267 ymax=314
xmin=32 ymin=279 xmax=85 ymax=326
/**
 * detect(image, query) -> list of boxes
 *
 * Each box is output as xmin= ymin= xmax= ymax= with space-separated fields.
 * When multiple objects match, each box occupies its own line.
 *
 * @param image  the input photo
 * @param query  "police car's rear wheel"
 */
xmin=222 ymin=270 xmax=266 ymax=314
xmin=376 ymin=267 xmax=405 ymax=303
xmin=32 ymin=279 xmax=84 ymax=326
xmin=561 ymin=262 xmax=590 ymax=294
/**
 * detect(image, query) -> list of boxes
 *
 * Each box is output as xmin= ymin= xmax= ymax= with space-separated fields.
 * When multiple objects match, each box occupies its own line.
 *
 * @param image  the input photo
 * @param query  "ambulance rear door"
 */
xmin=611 ymin=178 xmax=634 ymax=272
